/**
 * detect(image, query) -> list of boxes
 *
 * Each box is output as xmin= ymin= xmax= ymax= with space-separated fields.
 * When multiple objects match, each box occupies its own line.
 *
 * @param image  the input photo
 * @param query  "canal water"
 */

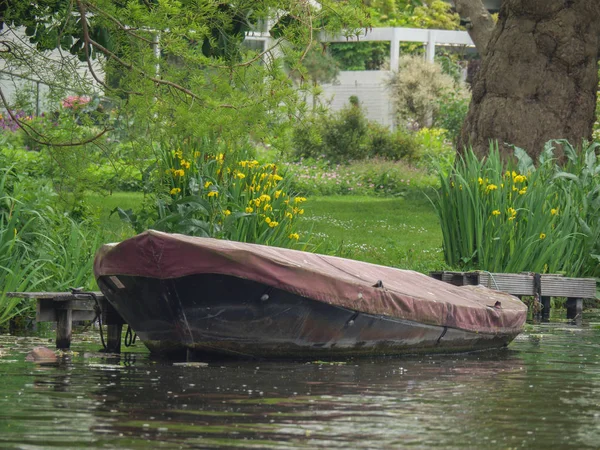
xmin=2 ymin=316 xmax=600 ymax=449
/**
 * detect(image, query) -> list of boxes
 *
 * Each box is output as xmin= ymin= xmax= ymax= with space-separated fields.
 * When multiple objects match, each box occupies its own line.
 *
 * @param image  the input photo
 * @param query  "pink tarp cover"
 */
xmin=94 ymin=231 xmax=527 ymax=334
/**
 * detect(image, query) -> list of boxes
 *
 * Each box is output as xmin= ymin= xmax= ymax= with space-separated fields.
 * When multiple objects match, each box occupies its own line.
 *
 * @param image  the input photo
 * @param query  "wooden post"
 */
xmin=566 ymin=297 xmax=583 ymax=320
xmin=56 ymin=308 xmax=72 ymax=349
xmin=101 ymin=298 xmax=126 ymax=353
xmin=541 ymin=296 xmax=551 ymax=320
xmin=106 ymin=324 xmax=123 ymax=354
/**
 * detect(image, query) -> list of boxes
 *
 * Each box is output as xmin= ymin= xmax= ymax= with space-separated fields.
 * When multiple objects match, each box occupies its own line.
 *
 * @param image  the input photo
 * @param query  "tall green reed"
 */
xmin=433 ymin=142 xmax=592 ymax=276
xmin=0 ymin=173 xmax=48 ymax=326
xmin=0 ymin=165 xmax=102 ymax=326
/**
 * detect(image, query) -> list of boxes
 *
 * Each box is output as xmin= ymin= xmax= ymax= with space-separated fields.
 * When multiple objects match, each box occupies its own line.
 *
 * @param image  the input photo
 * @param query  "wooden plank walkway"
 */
xmin=7 ymin=291 xmax=126 ymax=352
xmin=430 ymin=271 xmax=597 ymax=321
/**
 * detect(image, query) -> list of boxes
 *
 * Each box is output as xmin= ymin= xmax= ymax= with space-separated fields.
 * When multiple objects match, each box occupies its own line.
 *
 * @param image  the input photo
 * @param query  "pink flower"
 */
xmin=61 ymin=95 xmax=91 ymax=109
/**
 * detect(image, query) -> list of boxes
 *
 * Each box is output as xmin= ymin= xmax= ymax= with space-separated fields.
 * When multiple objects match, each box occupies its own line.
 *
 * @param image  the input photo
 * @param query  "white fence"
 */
xmin=318 ymin=71 xmax=395 ymax=128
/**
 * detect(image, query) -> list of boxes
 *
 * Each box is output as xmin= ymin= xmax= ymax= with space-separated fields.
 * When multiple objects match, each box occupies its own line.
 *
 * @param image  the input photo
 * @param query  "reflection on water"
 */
xmin=2 ymin=318 xmax=600 ymax=449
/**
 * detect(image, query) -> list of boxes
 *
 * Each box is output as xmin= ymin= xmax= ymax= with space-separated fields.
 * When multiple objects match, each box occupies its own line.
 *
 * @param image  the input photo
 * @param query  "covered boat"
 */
xmin=93 ymin=230 xmax=527 ymax=359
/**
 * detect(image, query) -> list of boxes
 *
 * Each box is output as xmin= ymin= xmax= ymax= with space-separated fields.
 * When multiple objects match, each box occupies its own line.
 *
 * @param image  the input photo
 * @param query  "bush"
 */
xmin=412 ymin=127 xmax=455 ymax=174
xmin=368 ymin=122 xmax=419 ymax=161
xmin=388 ymin=55 xmax=458 ymax=128
xmin=293 ymin=103 xmax=370 ymax=163
xmin=292 ymin=116 xmax=325 ymax=160
xmin=293 ymin=102 xmax=418 ymax=163
xmin=434 ymin=89 xmax=470 ymax=145
xmin=322 ymin=103 xmax=371 ymax=162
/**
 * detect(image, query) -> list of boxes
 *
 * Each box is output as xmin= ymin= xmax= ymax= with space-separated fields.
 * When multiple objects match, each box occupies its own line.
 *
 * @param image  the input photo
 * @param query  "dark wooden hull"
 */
xmin=97 ymin=273 xmax=519 ymax=359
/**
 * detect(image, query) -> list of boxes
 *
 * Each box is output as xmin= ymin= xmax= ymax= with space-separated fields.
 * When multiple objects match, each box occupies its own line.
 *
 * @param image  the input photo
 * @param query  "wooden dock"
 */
xmin=430 ymin=271 xmax=597 ymax=321
xmin=7 ymin=290 xmax=126 ymax=352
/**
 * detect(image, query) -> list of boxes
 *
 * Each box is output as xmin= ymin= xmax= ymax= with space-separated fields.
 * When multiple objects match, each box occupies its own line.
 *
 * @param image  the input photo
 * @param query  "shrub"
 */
xmin=293 ymin=102 xmax=370 ymax=163
xmin=293 ymin=102 xmax=419 ymax=163
xmin=292 ymin=116 xmax=325 ymax=159
xmin=321 ymin=103 xmax=371 ymax=162
xmin=388 ymin=55 xmax=457 ymax=127
xmin=368 ymin=122 xmax=419 ymax=161
xmin=412 ymin=127 xmax=455 ymax=174
xmin=434 ymin=89 xmax=470 ymax=145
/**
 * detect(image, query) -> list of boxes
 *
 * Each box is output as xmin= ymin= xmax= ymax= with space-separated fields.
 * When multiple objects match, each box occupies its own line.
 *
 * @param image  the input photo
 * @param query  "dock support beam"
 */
xmin=106 ymin=324 xmax=123 ymax=354
xmin=566 ymin=298 xmax=583 ymax=321
xmin=541 ymin=296 xmax=551 ymax=321
xmin=56 ymin=308 xmax=72 ymax=349
xmin=102 ymin=300 xmax=126 ymax=354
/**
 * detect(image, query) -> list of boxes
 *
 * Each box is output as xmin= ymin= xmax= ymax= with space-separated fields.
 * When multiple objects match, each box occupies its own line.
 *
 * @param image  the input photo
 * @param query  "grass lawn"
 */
xmin=301 ymin=194 xmax=447 ymax=272
xmin=85 ymin=191 xmax=447 ymax=273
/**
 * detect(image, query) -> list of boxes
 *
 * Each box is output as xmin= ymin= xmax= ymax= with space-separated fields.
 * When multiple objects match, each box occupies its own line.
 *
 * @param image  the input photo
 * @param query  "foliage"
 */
xmin=549 ymin=140 xmax=600 ymax=277
xmin=292 ymin=101 xmax=419 ymax=163
xmin=367 ymin=122 xmax=419 ymax=161
xmin=0 ymin=154 xmax=104 ymax=327
xmin=116 ymin=138 xmax=308 ymax=248
xmin=329 ymin=42 xmax=390 ymax=71
xmin=412 ymin=127 xmax=455 ymax=175
xmin=292 ymin=103 xmax=369 ymax=162
xmin=388 ymin=55 xmax=457 ymax=128
xmin=364 ymin=0 xmax=460 ymax=29
xmin=433 ymin=142 xmax=599 ymax=277
xmin=285 ymin=156 xmax=437 ymax=197
xmin=434 ymin=88 xmax=471 ymax=145
xmin=319 ymin=103 xmax=372 ymax=162
xmin=36 ymin=218 xmax=102 ymax=291
xmin=297 ymin=44 xmax=340 ymax=86
xmin=1 ymin=0 xmax=369 ymax=156
xmin=329 ymin=0 xmax=460 ymax=70
xmin=402 ymin=1 xmax=460 ymax=30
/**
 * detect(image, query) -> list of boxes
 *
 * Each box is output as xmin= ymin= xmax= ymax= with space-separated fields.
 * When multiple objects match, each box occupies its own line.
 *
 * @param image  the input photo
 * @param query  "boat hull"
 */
xmin=97 ymin=273 xmax=519 ymax=359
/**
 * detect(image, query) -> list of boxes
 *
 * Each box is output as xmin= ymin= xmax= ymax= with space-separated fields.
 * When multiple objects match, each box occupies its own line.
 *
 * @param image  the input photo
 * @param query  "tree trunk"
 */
xmin=459 ymin=0 xmax=600 ymax=161
xmin=453 ymin=0 xmax=495 ymax=57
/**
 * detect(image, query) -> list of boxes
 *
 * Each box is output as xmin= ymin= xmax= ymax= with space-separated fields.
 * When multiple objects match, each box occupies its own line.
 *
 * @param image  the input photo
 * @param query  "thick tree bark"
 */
xmin=459 ymin=0 xmax=600 ymax=161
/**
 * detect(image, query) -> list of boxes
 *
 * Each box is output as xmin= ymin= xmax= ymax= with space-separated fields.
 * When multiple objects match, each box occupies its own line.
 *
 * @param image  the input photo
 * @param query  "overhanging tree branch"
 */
xmin=0 ymin=86 xmax=111 ymax=147
xmin=75 ymin=0 xmax=241 ymax=108
xmin=453 ymin=0 xmax=495 ymax=57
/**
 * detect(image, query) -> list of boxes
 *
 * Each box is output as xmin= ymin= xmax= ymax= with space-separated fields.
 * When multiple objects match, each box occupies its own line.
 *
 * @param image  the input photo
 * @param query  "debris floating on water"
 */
xmin=25 ymin=347 xmax=58 ymax=364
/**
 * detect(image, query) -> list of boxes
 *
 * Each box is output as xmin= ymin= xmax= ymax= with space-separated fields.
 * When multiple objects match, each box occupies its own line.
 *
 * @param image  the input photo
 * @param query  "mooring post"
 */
xmin=106 ymin=324 xmax=123 ymax=354
xmin=56 ymin=308 xmax=73 ymax=349
xmin=566 ymin=297 xmax=583 ymax=320
xmin=541 ymin=296 xmax=551 ymax=320
xmin=101 ymin=297 xmax=126 ymax=353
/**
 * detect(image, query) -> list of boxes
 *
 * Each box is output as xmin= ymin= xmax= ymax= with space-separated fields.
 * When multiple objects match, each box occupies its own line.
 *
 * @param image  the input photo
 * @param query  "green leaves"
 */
xmin=119 ymin=136 xmax=309 ymax=248
xmin=434 ymin=141 xmax=599 ymax=277
xmin=0 ymin=165 xmax=102 ymax=326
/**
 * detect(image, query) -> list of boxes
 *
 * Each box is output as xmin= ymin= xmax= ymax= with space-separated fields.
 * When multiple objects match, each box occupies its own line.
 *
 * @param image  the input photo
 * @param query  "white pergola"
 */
xmin=246 ymin=26 xmax=476 ymax=70
xmin=321 ymin=27 xmax=475 ymax=70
